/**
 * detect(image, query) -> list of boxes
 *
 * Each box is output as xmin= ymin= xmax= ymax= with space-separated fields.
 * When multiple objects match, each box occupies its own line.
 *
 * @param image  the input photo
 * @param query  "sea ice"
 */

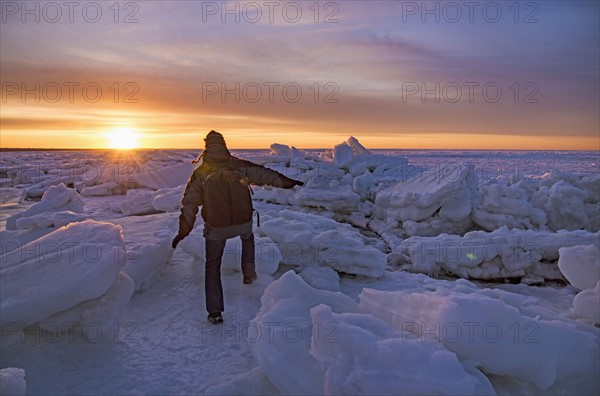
xmin=6 ymin=183 xmax=84 ymax=230
xmin=0 ymin=220 xmax=126 ymax=328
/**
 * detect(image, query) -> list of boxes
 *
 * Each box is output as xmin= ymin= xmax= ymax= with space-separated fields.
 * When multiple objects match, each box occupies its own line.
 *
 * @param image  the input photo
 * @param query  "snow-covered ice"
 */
xmin=259 ymin=209 xmax=386 ymax=277
xmin=374 ymin=164 xmax=476 ymax=236
xmin=249 ymin=271 xmax=357 ymax=395
xmin=309 ymin=304 xmax=489 ymax=395
xmin=0 ymin=367 xmax=26 ymax=396
xmin=573 ymin=281 xmax=600 ymax=323
xmin=299 ymin=266 xmax=341 ymax=292
xmin=394 ymin=227 xmax=599 ymax=282
xmin=1 ymin=220 xmax=126 ymax=329
xmin=6 ymin=183 xmax=84 ymax=230
xmin=0 ymin=141 xmax=598 ymax=395
xmin=558 ymin=244 xmax=600 ymax=290
xmin=558 ymin=245 xmax=600 ymax=323
xmin=136 ymin=162 xmax=195 ymax=190
xmin=358 ymin=286 xmax=599 ymax=393
xmin=110 ymin=213 xmax=176 ymax=291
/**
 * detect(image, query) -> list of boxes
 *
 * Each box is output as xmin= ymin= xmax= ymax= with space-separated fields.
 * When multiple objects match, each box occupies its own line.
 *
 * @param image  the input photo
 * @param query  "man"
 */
xmin=172 ymin=131 xmax=303 ymax=324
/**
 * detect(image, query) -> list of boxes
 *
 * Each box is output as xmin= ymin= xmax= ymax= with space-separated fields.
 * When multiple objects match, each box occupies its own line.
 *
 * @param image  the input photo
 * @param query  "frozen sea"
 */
xmin=0 ymin=144 xmax=598 ymax=395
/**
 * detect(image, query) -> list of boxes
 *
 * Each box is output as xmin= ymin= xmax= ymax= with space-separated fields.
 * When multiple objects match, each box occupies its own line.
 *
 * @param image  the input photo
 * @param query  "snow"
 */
xmin=0 ymin=141 xmax=598 ymax=395
xmin=0 ymin=367 xmax=26 ymax=396
xmin=204 ymin=367 xmax=280 ymax=395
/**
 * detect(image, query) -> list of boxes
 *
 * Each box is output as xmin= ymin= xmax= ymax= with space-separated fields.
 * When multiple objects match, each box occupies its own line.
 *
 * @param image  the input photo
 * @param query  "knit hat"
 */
xmin=205 ymin=130 xmax=227 ymax=149
xmin=192 ymin=130 xmax=230 ymax=163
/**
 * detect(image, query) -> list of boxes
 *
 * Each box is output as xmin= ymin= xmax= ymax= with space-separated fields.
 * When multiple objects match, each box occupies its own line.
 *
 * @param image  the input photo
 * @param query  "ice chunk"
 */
xmin=352 ymin=171 xmax=375 ymax=201
xmin=15 ymin=211 xmax=87 ymax=231
xmin=299 ymin=266 xmax=340 ymax=292
xmin=333 ymin=142 xmax=354 ymax=168
xmin=558 ymin=245 xmax=600 ymax=290
xmin=473 ymin=181 xmax=547 ymax=231
xmin=137 ymin=162 xmax=196 ymax=190
xmin=346 ymin=136 xmax=371 ymax=155
xmin=110 ymin=214 xmax=176 ymax=291
xmin=359 ymin=287 xmax=600 ymax=391
xmin=533 ymin=174 xmax=600 ymax=231
xmin=396 ymin=227 xmax=599 ymax=281
xmin=117 ymin=189 xmax=162 ymax=216
xmin=6 ymin=183 xmax=84 ymax=230
xmin=291 ymin=184 xmax=360 ymax=212
xmin=269 ymin=143 xmax=292 ymax=156
xmin=309 ymin=304 xmax=488 ymax=396
xmin=260 ymin=210 xmax=386 ymax=277
xmin=573 ymin=281 xmax=600 ymax=322
xmin=374 ymin=164 xmax=476 ymax=236
xmin=0 ymin=220 xmax=126 ymax=327
xmin=152 ymin=185 xmax=185 ymax=212
xmin=80 ymin=181 xmax=124 ymax=196
xmin=38 ymin=271 xmax=134 ymax=335
xmin=347 ymin=154 xmax=408 ymax=178
xmin=249 ymin=271 xmax=357 ymax=395
xmin=0 ymin=368 xmax=26 ymax=396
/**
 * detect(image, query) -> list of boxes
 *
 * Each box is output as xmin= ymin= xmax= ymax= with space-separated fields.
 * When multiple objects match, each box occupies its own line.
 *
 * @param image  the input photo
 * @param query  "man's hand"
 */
xmin=281 ymin=177 xmax=304 ymax=189
xmin=172 ymin=234 xmax=185 ymax=249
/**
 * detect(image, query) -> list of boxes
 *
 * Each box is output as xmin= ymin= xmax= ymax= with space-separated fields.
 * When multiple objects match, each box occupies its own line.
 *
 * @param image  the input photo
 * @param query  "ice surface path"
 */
xmin=1 ymin=247 xmax=275 ymax=394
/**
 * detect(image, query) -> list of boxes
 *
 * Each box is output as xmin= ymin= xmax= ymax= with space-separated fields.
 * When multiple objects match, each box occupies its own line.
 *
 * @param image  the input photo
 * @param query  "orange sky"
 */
xmin=1 ymin=1 xmax=599 ymax=150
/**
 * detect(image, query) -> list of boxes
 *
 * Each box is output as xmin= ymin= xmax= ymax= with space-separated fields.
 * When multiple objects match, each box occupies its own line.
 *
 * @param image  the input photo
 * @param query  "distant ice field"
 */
xmin=238 ymin=149 xmax=599 ymax=177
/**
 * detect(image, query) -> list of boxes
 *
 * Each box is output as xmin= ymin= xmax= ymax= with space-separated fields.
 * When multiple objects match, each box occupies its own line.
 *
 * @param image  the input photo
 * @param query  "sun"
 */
xmin=106 ymin=127 xmax=140 ymax=149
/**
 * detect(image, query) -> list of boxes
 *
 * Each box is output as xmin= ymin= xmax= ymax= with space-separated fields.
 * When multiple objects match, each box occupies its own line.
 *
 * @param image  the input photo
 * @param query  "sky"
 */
xmin=1 ymin=0 xmax=599 ymax=150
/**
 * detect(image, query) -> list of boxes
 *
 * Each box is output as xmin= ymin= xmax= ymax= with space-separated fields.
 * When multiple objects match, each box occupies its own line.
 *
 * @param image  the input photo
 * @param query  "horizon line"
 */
xmin=1 ymin=147 xmax=597 ymax=152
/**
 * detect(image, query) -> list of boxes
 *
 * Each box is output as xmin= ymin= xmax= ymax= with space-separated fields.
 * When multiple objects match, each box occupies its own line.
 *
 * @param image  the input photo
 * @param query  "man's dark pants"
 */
xmin=204 ymin=231 xmax=255 ymax=314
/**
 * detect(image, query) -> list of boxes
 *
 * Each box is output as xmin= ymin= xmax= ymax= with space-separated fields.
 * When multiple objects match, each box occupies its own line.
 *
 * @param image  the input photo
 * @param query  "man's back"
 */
xmin=198 ymin=157 xmax=254 ymax=229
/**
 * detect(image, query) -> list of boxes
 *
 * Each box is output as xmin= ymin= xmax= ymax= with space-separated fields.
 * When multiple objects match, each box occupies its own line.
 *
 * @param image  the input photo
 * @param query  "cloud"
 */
xmin=1 ymin=0 xmax=598 ymax=148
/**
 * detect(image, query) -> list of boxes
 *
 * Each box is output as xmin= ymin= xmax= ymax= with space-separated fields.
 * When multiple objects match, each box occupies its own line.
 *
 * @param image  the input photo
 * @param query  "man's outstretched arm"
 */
xmin=237 ymin=159 xmax=303 ymax=188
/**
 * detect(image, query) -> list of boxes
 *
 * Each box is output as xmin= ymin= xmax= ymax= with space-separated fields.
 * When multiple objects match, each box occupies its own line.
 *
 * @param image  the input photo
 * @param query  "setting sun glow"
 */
xmin=106 ymin=128 xmax=140 ymax=150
